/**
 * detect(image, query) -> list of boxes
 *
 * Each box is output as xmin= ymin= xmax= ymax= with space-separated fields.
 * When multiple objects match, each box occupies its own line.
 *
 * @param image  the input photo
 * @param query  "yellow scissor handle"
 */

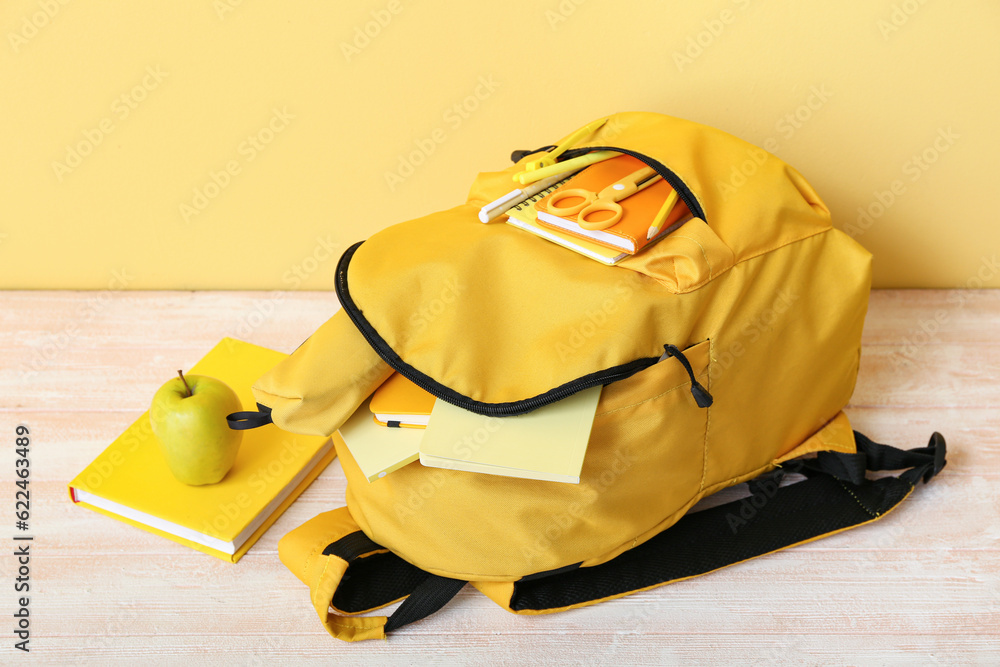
xmin=522 ymin=118 xmax=609 ymax=172
xmin=546 ymin=188 xmax=597 ymax=217
xmin=577 ymin=200 xmax=625 ymax=230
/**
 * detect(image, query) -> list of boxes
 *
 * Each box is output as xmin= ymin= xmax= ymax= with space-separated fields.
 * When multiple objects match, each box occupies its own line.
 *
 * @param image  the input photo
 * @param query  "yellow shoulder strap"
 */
xmin=278 ymin=507 xmax=466 ymax=642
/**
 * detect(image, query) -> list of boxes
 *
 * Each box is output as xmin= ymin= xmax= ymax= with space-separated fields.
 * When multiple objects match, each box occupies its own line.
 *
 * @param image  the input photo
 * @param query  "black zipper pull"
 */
xmin=662 ymin=345 xmax=713 ymax=408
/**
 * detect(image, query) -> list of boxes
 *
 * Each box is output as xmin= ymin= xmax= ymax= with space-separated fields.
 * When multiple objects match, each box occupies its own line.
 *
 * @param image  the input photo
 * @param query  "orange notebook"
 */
xmin=535 ymin=155 xmax=691 ymax=254
xmin=370 ymin=372 xmax=437 ymax=428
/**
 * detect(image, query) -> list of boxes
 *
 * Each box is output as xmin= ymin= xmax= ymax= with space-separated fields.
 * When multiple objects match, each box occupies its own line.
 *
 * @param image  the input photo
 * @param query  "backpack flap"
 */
xmin=338 ymin=110 xmax=843 ymax=415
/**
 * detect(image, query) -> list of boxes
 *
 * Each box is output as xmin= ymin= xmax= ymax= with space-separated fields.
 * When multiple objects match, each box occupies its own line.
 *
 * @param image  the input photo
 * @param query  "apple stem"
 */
xmin=177 ymin=370 xmax=193 ymax=398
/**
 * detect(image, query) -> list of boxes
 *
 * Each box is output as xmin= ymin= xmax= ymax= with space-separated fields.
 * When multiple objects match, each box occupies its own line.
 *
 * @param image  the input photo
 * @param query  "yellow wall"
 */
xmin=2 ymin=0 xmax=996 ymax=289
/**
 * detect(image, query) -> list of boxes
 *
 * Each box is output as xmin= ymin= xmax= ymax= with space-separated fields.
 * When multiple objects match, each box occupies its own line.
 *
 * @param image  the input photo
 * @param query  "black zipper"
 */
xmin=560 ymin=146 xmax=708 ymax=222
xmin=334 ymin=142 xmax=710 ymax=417
xmin=557 ymin=145 xmax=706 ymax=222
xmin=335 ymin=242 xmax=666 ymax=417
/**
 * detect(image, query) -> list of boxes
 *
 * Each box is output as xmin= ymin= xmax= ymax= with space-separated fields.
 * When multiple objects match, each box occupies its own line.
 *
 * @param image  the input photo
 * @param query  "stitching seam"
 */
xmin=596 ymin=377 xmax=691 ymax=416
xmin=836 ymin=479 xmax=880 ymax=518
xmin=699 ymin=339 xmax=713 ymax=492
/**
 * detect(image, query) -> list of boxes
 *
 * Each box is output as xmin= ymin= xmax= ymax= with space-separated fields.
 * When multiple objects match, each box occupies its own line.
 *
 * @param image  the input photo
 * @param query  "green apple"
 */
xmin=150 ymin=370 xmax=244 ymax=486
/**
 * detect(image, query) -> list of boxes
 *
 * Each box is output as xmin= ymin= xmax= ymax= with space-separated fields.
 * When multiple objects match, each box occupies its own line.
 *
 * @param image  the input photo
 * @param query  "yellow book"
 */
xmin=67 ymin=338 xmax=335 ymax=563
xmin=417 ymin=386 xmax=602 ymax=484
xmin=369 ymin=372 xmax=437 ymax=428
xmin=339 ymin=396 xmax=423 ymax=482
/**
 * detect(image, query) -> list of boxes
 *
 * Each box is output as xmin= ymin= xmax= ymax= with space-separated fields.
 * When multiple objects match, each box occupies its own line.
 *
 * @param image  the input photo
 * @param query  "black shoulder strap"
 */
xmin=311 ymin=430 xmax=945 ymax=633
xmin=508 ymin=430 xmax=946 ymax=612
xmin=322 ymin=532 xmax=467 ymax=632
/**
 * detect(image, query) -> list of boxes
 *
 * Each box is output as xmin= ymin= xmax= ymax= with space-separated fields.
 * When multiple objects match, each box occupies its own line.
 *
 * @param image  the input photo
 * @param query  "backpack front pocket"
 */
xmin=577 ymin=338 xmax=713 ymax=568
xmin=336 ymin=339 xmax=714 ymax=580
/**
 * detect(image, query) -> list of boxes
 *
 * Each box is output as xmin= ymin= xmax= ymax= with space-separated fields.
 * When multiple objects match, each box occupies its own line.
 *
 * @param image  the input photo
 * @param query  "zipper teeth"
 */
xmin=476 ymin=365 xmax=651 ymax=416
xmin=335 ymin=243 xmax=660 ymax=417
xmin=561 ymin=146 xmax=705 ymax=222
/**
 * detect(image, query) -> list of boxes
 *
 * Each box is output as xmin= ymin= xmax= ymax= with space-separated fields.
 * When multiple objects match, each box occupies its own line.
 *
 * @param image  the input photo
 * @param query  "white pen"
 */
xmin=478 ymin=172 xmax=577 ymax=223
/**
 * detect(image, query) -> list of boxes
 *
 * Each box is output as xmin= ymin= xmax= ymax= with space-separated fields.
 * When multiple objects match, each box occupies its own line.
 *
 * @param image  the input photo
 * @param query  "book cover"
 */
xmin=535 ymin=155 xmax=691 ymax=254
xmin=369 ymin=372 xmax=437 ymax=428
xmin=418 ymin=386 xmax=602 ymax=484
xmin=340 ymin=395 xmax=423 ymax=481
xmin=67 ymin=337 xmax=335 ymax=563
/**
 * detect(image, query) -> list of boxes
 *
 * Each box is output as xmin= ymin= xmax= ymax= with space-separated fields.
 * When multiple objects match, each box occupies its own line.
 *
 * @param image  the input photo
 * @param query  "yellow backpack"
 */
xmin=228 ymin=111 xmax=946 ymax=642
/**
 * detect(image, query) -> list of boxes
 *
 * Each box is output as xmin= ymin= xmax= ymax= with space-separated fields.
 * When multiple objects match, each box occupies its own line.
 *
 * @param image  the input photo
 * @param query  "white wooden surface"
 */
xmin=1 ymin=290 xmax=997 ymax=665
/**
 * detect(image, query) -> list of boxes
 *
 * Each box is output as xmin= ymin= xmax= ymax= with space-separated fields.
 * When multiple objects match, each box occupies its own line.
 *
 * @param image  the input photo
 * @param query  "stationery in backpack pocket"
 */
xmin=370 ymin=372 xmax=437 ymax=428
xmin=535 ymin=155 xmax=691 ymax=254
xmin=340 ymin=395 xmax=423 ymax=482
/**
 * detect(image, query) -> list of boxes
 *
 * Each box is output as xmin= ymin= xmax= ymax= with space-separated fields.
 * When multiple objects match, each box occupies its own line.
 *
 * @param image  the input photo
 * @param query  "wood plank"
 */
xmin=851 ymin=344 xmax=1000 ymax=408
xmin=6 ymin=291 xmax=1000 ymax=412
xmin=862 ymin=289 xmax=1000 ymax=345
xmin=1 ymin=289 xmax=997 ymax=663
xmin=3 ymin=406 xmax=992 ymax=483
xmin=28 ymin=548 xmax=1000 ymax=636
xmin=3 ymin=289 xmax=999 ymax=348
xmin=23 ymin=634 xmax=1000 ymax=666
xmin=36 ymin=467 xmax=993 ymax=557
xmin=0 ymin=290 xmax=338 ymax=351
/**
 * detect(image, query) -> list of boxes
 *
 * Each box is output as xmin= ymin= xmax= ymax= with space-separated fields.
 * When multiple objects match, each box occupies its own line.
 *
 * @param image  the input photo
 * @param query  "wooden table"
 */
xmin=2 ymin=290 xmax=997 ymax=664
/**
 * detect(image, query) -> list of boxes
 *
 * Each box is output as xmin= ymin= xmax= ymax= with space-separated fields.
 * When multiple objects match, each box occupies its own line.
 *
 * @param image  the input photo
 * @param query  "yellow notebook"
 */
xmin=505 ymin=178 xmax=630 ymax=266
xmin=369 ymin=372 xmax=437 ymax=428
xmin=417 ymin=386 xmax=602 ymax=484
xmin=340 ymin=395 xmax=423 ymax=481
xmin=67 ymin=338 xmax=335 ymax=563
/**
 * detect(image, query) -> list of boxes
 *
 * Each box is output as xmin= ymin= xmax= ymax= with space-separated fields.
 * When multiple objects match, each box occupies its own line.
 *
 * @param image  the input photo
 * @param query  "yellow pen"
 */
xmin=514 ymin=150 xmax=618 ymax=186
xmin=521 ymin=117 xmax=609 ymax=173
xmin=646 ymin=189 xmax=679 ymax=240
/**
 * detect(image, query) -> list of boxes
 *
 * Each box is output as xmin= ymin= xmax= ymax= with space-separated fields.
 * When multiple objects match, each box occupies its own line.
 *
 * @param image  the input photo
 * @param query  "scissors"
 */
xmin=546 ymin=167 xmax=662 ymax=230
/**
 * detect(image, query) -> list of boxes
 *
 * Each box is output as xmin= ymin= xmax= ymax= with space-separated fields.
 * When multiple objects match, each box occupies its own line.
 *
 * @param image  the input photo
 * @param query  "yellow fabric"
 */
xmin=258 ymin=111 xmax=872 ymax=583
xmin=617 ymin=217 xmax=735 ymax=293
xmin=277 ymin=507 xmax=390 ymax=642
xmin=252 ymin=309 xmax=394 ymax=437
xmin=774 ymin=411 xmax=857 ymax=464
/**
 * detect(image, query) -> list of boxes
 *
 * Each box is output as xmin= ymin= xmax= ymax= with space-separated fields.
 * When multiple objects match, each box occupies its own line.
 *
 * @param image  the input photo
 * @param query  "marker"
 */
xmin=514 ymin=150 xmax=618 ymax=186
xmin=521 ymin=117 xmax=609 ymax=173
